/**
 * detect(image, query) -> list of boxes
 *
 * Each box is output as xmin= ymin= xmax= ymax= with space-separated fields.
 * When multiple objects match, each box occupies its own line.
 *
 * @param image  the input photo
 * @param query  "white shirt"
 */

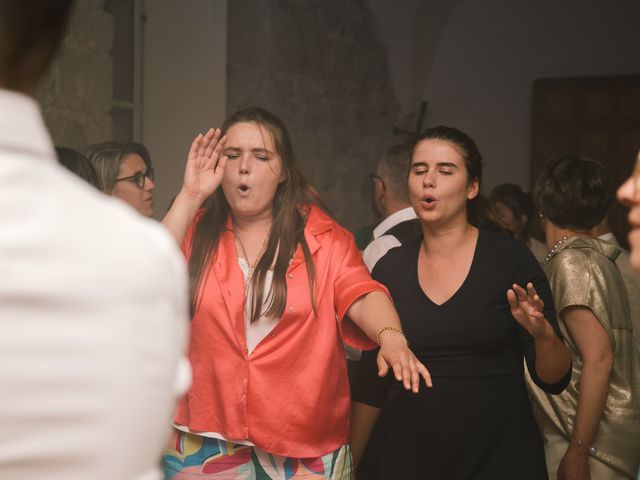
xmin=238 ymin=258 xmax=278 ymax=354
xmin=346 ymin=207 xmax=418 ymax=362
xmin=598 ymin=232 xmax=616 ymax=244
xmin=362 ymin=206 xmax=418 ymax=271
xmin=0 ymin=89 xmax=190 ymax=480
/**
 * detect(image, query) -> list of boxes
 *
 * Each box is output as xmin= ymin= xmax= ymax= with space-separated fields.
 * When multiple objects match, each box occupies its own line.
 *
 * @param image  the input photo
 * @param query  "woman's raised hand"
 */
xmin=181 ymin=128 xmax=227 ymax=203
xmin=161 ymin=129 xmax=227 ymax=244
xmin=507 ymin=282 xmax=548 ymax=338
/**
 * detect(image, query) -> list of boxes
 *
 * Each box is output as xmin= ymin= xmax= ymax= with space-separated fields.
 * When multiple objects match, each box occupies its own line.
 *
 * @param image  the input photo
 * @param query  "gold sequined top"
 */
xmin=526 ymin=237 xmax=640 ymax=477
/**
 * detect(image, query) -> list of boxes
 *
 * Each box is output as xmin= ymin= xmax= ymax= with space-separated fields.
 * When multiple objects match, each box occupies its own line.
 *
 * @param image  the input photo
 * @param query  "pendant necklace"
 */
xmin=234 ymin=225 xmax=271 ymax=292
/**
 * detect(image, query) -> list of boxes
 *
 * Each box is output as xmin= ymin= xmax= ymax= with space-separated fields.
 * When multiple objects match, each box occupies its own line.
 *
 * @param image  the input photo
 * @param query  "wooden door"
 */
xmin=531 ymin=75 xmax=640 ymax=248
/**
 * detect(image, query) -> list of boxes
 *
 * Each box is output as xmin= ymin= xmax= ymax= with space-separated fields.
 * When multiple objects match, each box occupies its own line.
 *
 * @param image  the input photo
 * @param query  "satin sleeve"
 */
xmin=351 ymin=255 xmax=396 ymax=407
xmin=331 ymin=225 xmax=389 ymax=351
xmin=547 ymin=248 xmax=629 ymax=345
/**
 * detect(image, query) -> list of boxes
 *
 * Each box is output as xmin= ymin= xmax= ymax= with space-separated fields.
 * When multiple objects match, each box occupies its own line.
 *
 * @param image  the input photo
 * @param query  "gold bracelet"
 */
xmin=376 ymin=326 xmax=407 ymax=346
xmin=571 ymin=437 xmax=585 ymax=449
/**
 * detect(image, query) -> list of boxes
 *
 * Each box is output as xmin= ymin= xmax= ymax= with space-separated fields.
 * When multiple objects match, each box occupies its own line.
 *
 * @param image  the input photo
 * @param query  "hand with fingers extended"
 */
xmin=507 ymin=282 xmax=550 ymax=338
xmin=181 ymin=128 xmax=227 ymax=204
xmin=376 ymin=331 xmax=433 ymax=393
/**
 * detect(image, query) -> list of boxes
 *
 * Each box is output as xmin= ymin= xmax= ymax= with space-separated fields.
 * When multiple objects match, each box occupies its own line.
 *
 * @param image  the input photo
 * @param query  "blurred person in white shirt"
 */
xmin=362 ymin=144 xmax=420 ymax=271
xmin=348 ymin=144 xmax=420 ymax=370
xmin=0 ymin=1 xmax=190 ymax=479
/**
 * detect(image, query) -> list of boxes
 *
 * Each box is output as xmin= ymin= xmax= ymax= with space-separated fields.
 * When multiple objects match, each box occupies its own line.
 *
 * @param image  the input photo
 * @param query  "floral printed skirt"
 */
xmin=163 ymin=429 xmax=352 ymax=479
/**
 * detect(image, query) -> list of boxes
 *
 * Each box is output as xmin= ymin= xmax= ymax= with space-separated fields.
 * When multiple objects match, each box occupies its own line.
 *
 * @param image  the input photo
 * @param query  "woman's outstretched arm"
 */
xmin=347 ymin=291 xmax=432 ymax=393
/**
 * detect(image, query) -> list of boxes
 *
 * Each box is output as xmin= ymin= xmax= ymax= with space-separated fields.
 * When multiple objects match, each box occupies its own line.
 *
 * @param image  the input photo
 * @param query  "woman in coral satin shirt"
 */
xmin=161 ymin=107 xmax=430 ymax=479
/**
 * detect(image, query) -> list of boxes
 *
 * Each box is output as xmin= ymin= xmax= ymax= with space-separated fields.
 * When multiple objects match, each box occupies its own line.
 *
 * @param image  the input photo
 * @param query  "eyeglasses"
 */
xmin=369 ymin=173 xmax=385 ymax=189
xmin=115 ymin=168 xmax=154 ymax=189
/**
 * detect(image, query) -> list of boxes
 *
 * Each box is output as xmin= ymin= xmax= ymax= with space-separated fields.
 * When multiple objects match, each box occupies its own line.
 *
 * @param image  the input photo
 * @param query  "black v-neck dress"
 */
xmin=353 ymin=229 xmax=570 ymax=480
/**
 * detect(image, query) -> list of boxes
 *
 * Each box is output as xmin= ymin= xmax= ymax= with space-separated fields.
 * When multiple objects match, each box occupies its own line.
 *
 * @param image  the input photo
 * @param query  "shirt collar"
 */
xmin=372 ymin=206 xmax=418 ymax=239
xmin=304 ymin=204 xmax=334 ymax=235
xmin=597 ymin=232 xmax=616 ymax=244
xmin=556 ymin=236 xmax=621 ymax=262
xmin=0 ymin=88 xmax=56 ymax=161
xmin=294 ymin=205 xmax=330 ymax=261
xmin=221 ymin=204 xmax=332 ymax=267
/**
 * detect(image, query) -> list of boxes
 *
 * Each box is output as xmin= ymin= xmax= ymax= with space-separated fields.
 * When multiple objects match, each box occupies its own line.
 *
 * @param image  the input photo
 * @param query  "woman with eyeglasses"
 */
xmin=160 ymin=107 xmax=430 ymax=479
xmin=86 ymin=141 xmax=156 ymax=217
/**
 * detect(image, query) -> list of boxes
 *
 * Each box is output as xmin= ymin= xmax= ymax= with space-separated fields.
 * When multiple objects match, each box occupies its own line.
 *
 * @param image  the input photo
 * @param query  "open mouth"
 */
xmin=422 ymin=195 xmax=437 ymax=204
xmin=239 ymin=185 xmax=250 ymax=193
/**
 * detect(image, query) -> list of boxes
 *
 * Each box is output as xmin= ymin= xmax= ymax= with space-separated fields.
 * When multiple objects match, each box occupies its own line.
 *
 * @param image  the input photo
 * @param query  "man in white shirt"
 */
xmin=0 ymin=3 xmax=189 ymax=479
xmin=362 ymin=144 xmax=420 ymax=271
xmin=346 ymin=145 xmax=419 ymax=371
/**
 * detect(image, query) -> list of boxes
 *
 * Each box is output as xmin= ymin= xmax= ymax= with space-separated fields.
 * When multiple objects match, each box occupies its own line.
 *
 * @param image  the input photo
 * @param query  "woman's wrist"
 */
xmin=177 ymin=189 xmax=205 ymax=210
xmin=568 ymin=437 xmax=593 ymax=457
xmin=376 ymin=326 xmax=408 ymax=347
xmin=532 ymin=318 xmax=556 ymax=341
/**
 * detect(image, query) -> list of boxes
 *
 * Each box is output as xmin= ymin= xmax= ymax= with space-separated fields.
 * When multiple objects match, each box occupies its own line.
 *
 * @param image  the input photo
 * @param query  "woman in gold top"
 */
xmin=530 ymin=155 xmax=640 ymax=479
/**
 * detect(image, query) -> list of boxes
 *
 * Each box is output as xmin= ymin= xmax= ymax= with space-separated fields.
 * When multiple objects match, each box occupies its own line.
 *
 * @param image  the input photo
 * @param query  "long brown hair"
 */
xmin=188 ymin=107 xmax=329 ymax=322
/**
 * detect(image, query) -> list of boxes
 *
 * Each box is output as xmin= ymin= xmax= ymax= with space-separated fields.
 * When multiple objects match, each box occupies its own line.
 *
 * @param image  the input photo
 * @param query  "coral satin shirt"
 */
xmin=174 ymin=205 xmax=387 ymax=457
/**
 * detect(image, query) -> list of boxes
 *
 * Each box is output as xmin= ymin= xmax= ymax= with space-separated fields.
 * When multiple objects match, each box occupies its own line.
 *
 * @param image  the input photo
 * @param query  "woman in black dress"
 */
xmin=350 ymin=126 xmax=572 ymax=479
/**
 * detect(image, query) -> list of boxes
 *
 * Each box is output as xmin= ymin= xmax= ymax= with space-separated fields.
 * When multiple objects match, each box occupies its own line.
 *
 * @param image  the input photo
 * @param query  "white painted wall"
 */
xmin=367 ymin=0 xmax=456 ymax=120
xmin=423 ymin=0 xmax=640 ymax=190
xmin=141 ymin=0 xmax=227 ymax=216
xmin=367 ymin=0 xmax=418 ymax=114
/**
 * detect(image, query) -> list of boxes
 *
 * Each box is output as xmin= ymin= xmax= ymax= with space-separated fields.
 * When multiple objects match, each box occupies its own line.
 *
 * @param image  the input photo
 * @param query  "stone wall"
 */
xmin=228 ymin=0 xmax=400 ymax=230
xmin=36 ymin=0 xmax=113 ymax=150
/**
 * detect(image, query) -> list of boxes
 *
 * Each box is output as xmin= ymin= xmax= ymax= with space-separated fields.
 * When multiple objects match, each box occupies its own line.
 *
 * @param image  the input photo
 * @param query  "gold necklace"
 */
xmin=234 ymin=226 xmax=271 ymax=290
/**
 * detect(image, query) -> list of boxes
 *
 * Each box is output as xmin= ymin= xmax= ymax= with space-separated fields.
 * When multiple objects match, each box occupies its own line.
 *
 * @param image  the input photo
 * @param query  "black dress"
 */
xmin=353 ymin=229 xmax=570 ymax=480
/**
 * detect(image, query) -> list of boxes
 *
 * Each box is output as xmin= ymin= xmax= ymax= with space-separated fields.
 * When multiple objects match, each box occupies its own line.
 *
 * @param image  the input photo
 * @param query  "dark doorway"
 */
xmin=531 ymin=74 xmax=640 ymax=248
